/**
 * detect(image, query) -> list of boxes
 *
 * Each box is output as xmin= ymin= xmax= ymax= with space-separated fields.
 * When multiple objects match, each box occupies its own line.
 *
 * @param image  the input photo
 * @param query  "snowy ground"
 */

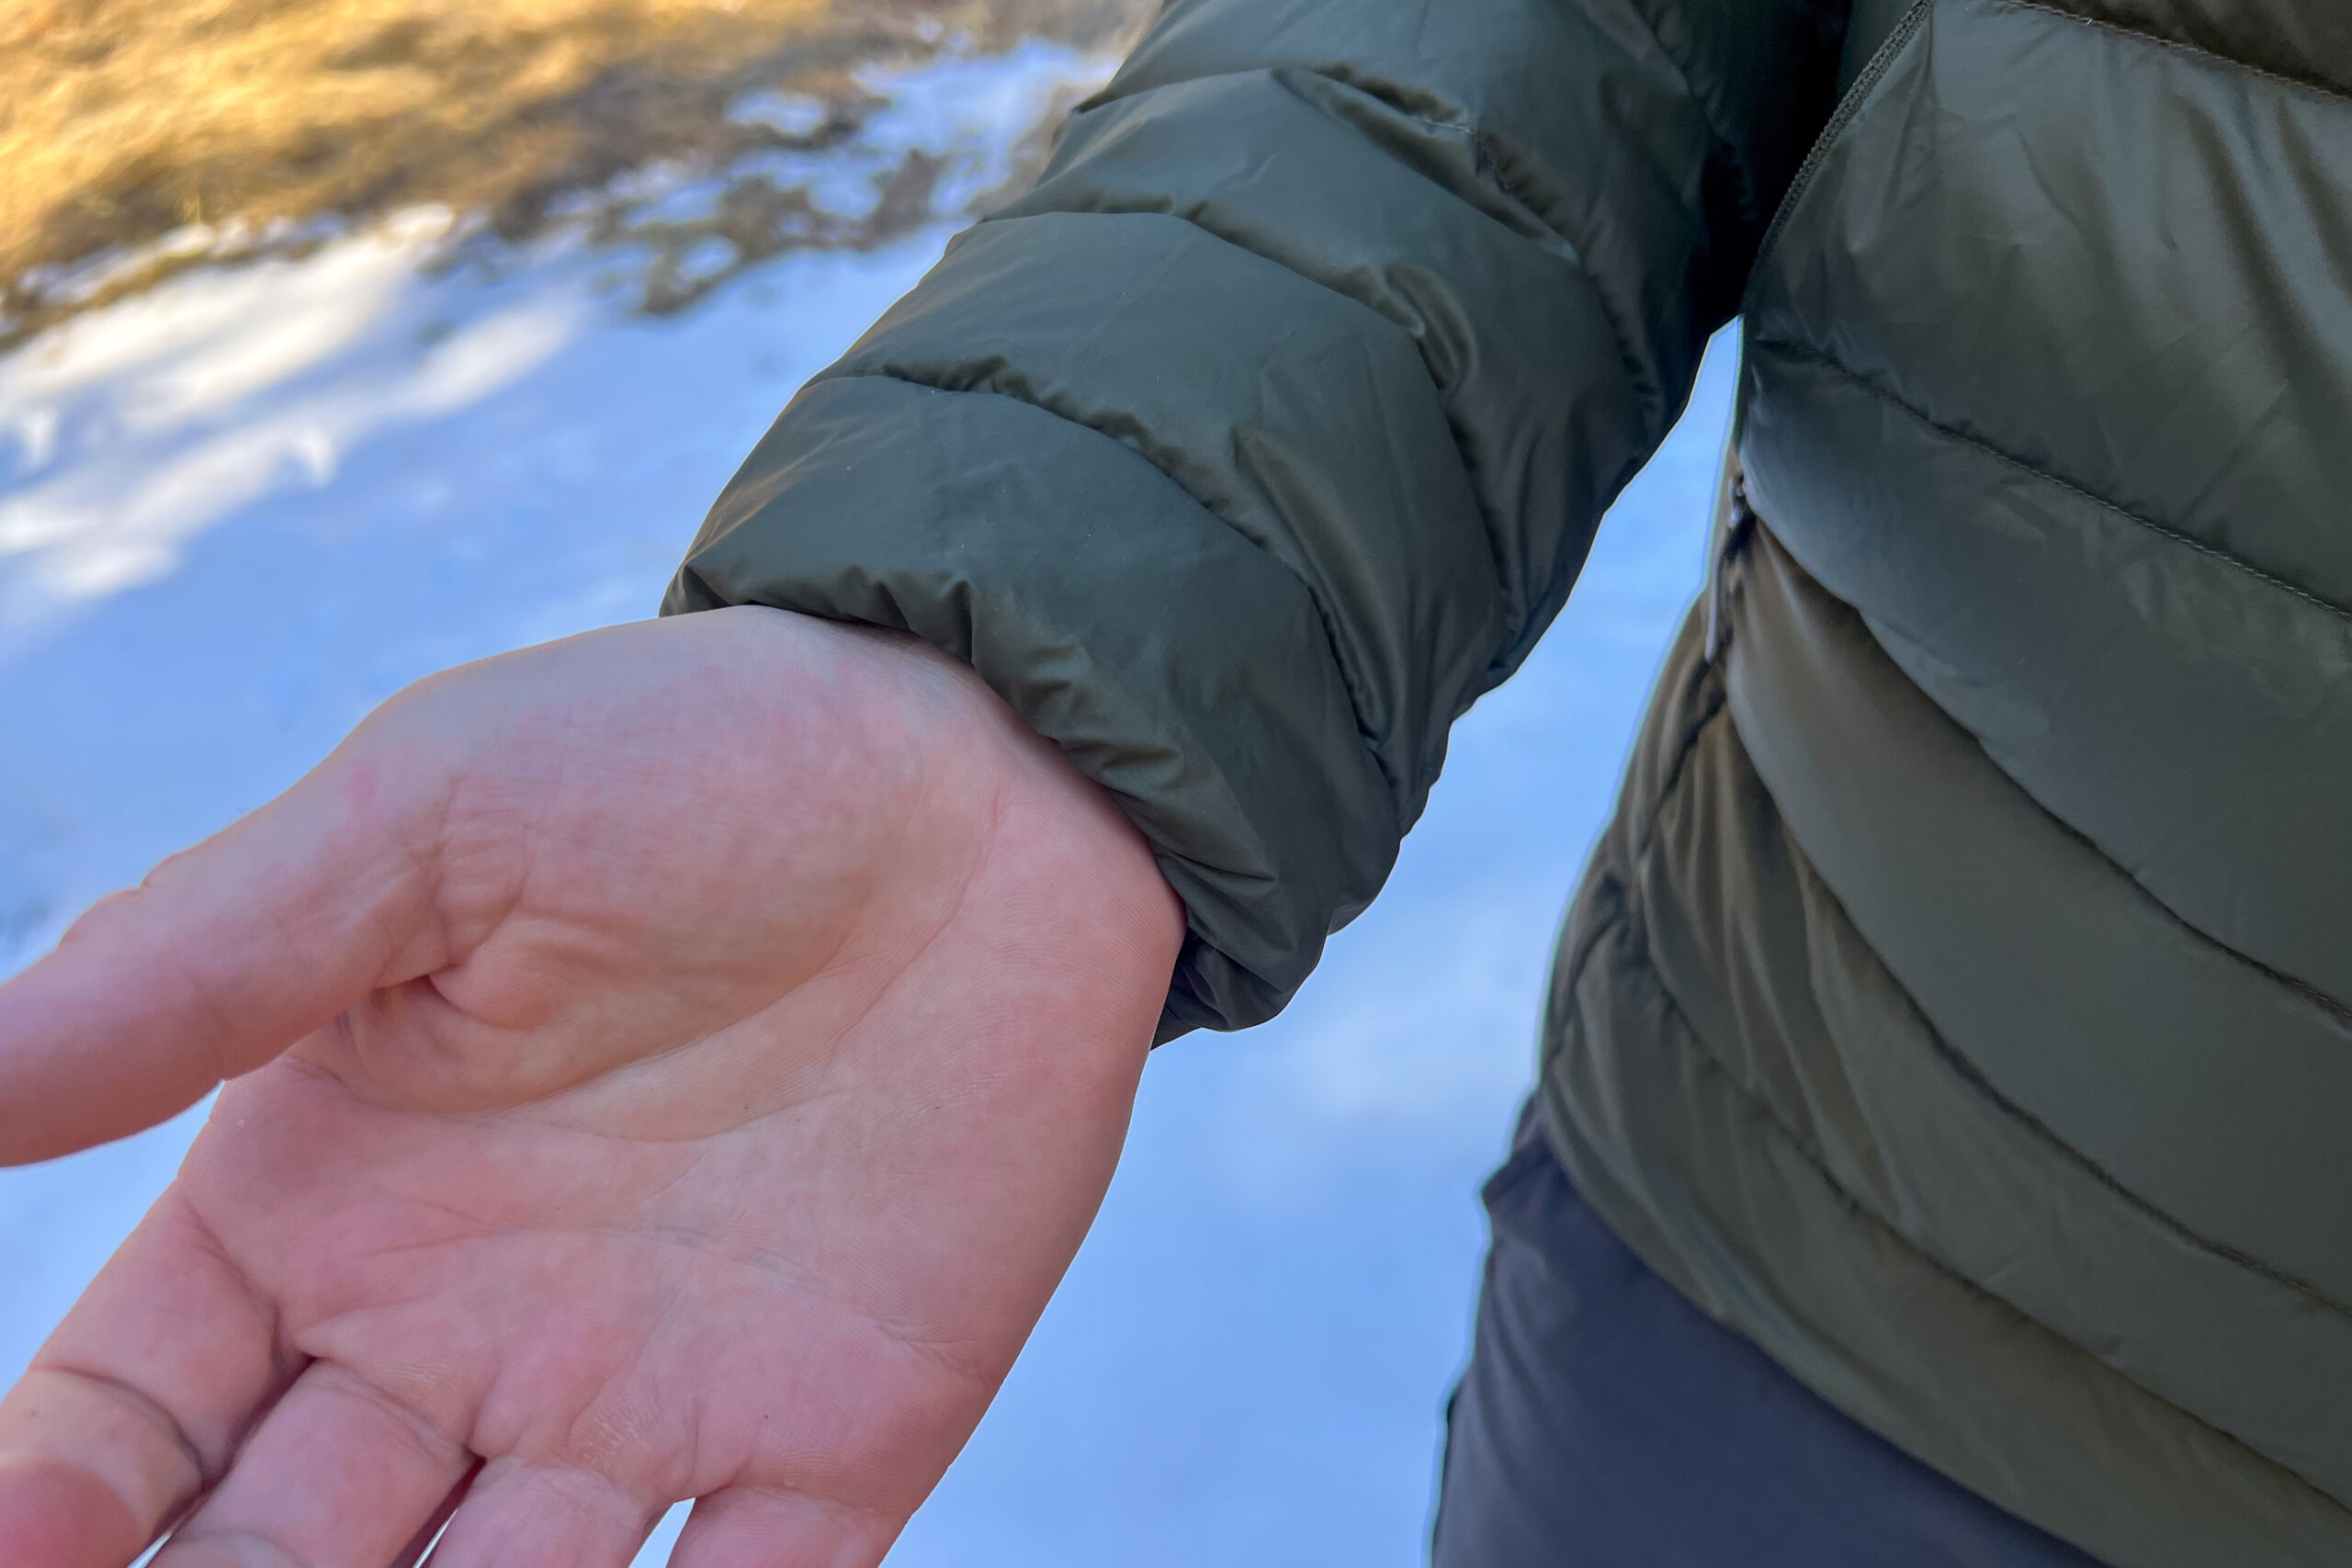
xmin=0 ymin=37 xmax=1733 ymax=1566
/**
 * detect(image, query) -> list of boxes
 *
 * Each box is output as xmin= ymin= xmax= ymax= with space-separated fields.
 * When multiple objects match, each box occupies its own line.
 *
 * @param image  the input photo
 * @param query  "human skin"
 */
xmin=0 ymin=607 xmax=1186 ymax=1567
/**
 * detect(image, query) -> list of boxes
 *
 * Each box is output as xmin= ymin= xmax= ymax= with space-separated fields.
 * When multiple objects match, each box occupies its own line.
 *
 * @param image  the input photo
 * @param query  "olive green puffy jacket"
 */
xmin=667 ymin=0 xmax=2352 ymax=1558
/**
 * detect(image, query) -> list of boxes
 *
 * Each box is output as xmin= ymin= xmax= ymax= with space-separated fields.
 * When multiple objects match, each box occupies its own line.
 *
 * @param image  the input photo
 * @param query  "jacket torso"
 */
xmin=1545 ymin=3 xmax=2352 ymax=1560
xmin=671 ymin=0 xmax=2351 ymax=1557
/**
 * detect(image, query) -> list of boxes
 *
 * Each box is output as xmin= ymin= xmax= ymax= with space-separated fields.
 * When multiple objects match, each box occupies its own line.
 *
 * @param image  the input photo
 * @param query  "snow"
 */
xmin=729 ymin=89 xmax=833 ymax=141
xmin=0 ymin=32 xmax=1735 ymax=1565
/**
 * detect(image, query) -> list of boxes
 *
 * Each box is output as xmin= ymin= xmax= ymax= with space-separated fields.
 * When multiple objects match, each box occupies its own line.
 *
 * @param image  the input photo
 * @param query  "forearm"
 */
xmin=668 ymin=0 xmax=1852 ymax=1038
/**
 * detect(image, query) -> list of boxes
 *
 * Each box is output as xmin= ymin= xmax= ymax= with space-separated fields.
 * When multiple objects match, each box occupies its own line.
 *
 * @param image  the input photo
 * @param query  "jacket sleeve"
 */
xmin=663 ymin=0 xmax=1850 ymax=1040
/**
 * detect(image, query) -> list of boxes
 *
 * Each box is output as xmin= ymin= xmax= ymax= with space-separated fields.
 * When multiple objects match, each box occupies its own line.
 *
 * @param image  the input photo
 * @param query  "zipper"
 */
xmin=1739 ymin=0 xmax=1936 ymax=322
xmin=1727 ymin=0 xmax=1936 ymax=459
xmin=1707 ymin=0 xmax=1936 ymax=662
xmin=1702 ymin=437 xmax=1753 ymax=663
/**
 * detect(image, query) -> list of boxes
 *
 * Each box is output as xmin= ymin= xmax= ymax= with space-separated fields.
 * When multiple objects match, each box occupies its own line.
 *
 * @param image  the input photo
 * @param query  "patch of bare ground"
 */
xmin=1 ymin=0 xmax=1148 ymax=347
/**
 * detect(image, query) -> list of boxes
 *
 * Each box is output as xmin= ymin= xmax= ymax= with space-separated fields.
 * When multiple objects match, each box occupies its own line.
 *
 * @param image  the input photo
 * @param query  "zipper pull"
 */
xmin=1703 ymin=445 xmax=1750 ymax=663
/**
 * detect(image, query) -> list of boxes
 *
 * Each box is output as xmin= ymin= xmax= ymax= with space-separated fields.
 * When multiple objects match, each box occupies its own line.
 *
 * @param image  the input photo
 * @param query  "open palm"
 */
xmin=0 ymin=608 xmax=1184 ymax=1568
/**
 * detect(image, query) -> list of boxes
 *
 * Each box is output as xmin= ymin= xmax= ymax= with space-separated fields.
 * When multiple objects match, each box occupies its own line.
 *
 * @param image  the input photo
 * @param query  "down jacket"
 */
xmin=667 ymin=0 xmax=2352 ymax=1558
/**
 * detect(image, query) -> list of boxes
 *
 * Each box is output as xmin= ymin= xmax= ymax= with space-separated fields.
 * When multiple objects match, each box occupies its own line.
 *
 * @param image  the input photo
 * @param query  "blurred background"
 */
xmin=0 ymin=1 xmax=1732 ymax=1561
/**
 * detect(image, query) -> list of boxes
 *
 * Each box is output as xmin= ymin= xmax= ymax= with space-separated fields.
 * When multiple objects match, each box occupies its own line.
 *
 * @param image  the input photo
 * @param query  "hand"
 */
xmin=0 ymin=608 xmax=1184 ymax=1568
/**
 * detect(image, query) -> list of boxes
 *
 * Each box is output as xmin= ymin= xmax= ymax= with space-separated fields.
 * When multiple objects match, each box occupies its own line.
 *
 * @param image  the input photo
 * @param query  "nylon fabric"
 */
xmin=825 ymin=210 xmax=1506 ymax=826
xmin=1696 ymin=2 xmax=2352 ymax=1534
xmin=672 ymin=0 xmax=1849 ymax=1033
xmin=669 ymin=374 xmax=1392 ymax=1035
xmin=1740 ymin=13 xmax=2352 ymax=1007
xmin=668 ymin=0 xmax=2352 ymax=1550
xmin=1544 ymin=593 xmax=2352 ymax=1564
xmin=1742 ymin=344 xmax=2352 ymax=1299
xmin=2035 ymin=0 xmax=2352 ymax=98
xmin=990 ymin=66 xmax=1654 ymax=680
xmin=1722 ymin=523 xmax=2352 ymax=1505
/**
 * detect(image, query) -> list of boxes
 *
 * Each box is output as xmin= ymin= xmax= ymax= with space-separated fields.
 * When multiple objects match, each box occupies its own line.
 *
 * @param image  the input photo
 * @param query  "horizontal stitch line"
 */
xmin=1092 ymin=60 xmax=1676 ymax=446
xmin=1996 ymin=0 xmax=2352 ymax=111
xmin=1753 ymin=337 xmax=2352 ymax=626
xmin=1093 ymin=61 xmax=1579 ymax=243
xmin=1736 ymin=501 xmax=2352 ymax=1038
xmin=1633 ymin=686 xmax=1727 ymax=865
xmin=1732 ymin=524 xmax=2352 ymax=1299
xmin=1627 ymin=643 xmax=2352 ymax=1324
xmin=1066 ymin=60 xmax=1695 ymax=649
xmin=1730 ymin=466 xmax=2352 ymax=1038
xmin=1297 ymin=61 xmax=1671 ymax=449
xmin=1576 ymin=861 xmax=2352 ymax=1504
xmin=860 ymin=190 xmax=1547 ymax=806
xmin=1856 ymin=606 xmax=2352 ymax=1033
xmin=1571 ymin=931 xmax=2352 ymax=1516
xmin=987 ymin=185 xmax=1541 ymax=675
xmin=819 ymin=368 xmax=1408 ymax=829
xmin=1562 ymin=630 xmax=1731 ymax=1002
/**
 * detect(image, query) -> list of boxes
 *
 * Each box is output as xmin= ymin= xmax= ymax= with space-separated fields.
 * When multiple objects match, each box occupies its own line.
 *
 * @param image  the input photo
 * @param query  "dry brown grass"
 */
xmin=1 ymin=0 xmax=1142 ymax=343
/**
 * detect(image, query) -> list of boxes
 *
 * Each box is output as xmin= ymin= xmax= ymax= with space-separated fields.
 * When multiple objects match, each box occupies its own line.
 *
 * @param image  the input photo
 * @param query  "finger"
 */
xmin=665 ymin=1485 xmax=897 ymax=1568
xmin=416 ymin=1459 xmax=662 ymax=1568
xmin=390 ymin=1462 xmax=477 ymax=1568
xmin=149 ymin=1361 xmax=474 ymax=1568
xmin=0 ymin=741 xmax=442 ymax=1164
xmin=0 ymin=1189 xmax=293 ymax=1567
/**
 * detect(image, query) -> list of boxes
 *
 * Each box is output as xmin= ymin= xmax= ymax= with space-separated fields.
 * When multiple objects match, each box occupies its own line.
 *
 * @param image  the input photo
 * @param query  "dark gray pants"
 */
xmin=1430 ymin=1119 xmax=2103 ymax=1567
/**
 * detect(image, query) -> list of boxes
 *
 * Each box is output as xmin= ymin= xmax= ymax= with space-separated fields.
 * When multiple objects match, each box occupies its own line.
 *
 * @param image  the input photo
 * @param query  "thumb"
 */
xmin=0 ymin=747 xmax=443 ymax=1165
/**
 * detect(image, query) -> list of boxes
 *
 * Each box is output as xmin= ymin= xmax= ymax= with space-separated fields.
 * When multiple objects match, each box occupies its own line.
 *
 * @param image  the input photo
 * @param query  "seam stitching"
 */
xmin=1631 ymin=686 xmax=1728 ymax=865
xmin=1287 ymin=62 xmax=1670 ymax=442
xmin=989 ymin=189 xmax=1530 ymax=686
xmin=1859 ymin=604 xmax=2352 ymax=1033
xmin=1571 ymin=858 xmax=2352 ymax=1507
xmin=1044 ymin=62 xmax=1674 ymax=663
xmin=1733 ymin=527 xmax=2352 ymax=1310
xmin=1581 ymin=905 xmax=2352 ymax=1515
xmin=1557 ymin=886 xmax=1622 ymax=1011
xmin=1007 ymin=73 xmax=1645 ymax=682
xmin=818 ymin=367 xmax=1406 ymax=824
xmin=1623 ymin=675 xmax=2352 ymax=1325
xmin=1753 ymin=337 xmax=2352 ymax=626
xmin=1562 ymin=645 xmax=1735 ymax=1005
xmin=1747 ymin=506 xmax=2352 ymax=1035
xmin=1740 ymin=0 xmax=1932 ymax=321
xmin=1468 ymin=131 xmax=1668 ymax=441
xmin=1996 ymin=0 xmax=2352 ymax=109
xmin=1895 ymin=919 xmax=2352 ymax=1317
